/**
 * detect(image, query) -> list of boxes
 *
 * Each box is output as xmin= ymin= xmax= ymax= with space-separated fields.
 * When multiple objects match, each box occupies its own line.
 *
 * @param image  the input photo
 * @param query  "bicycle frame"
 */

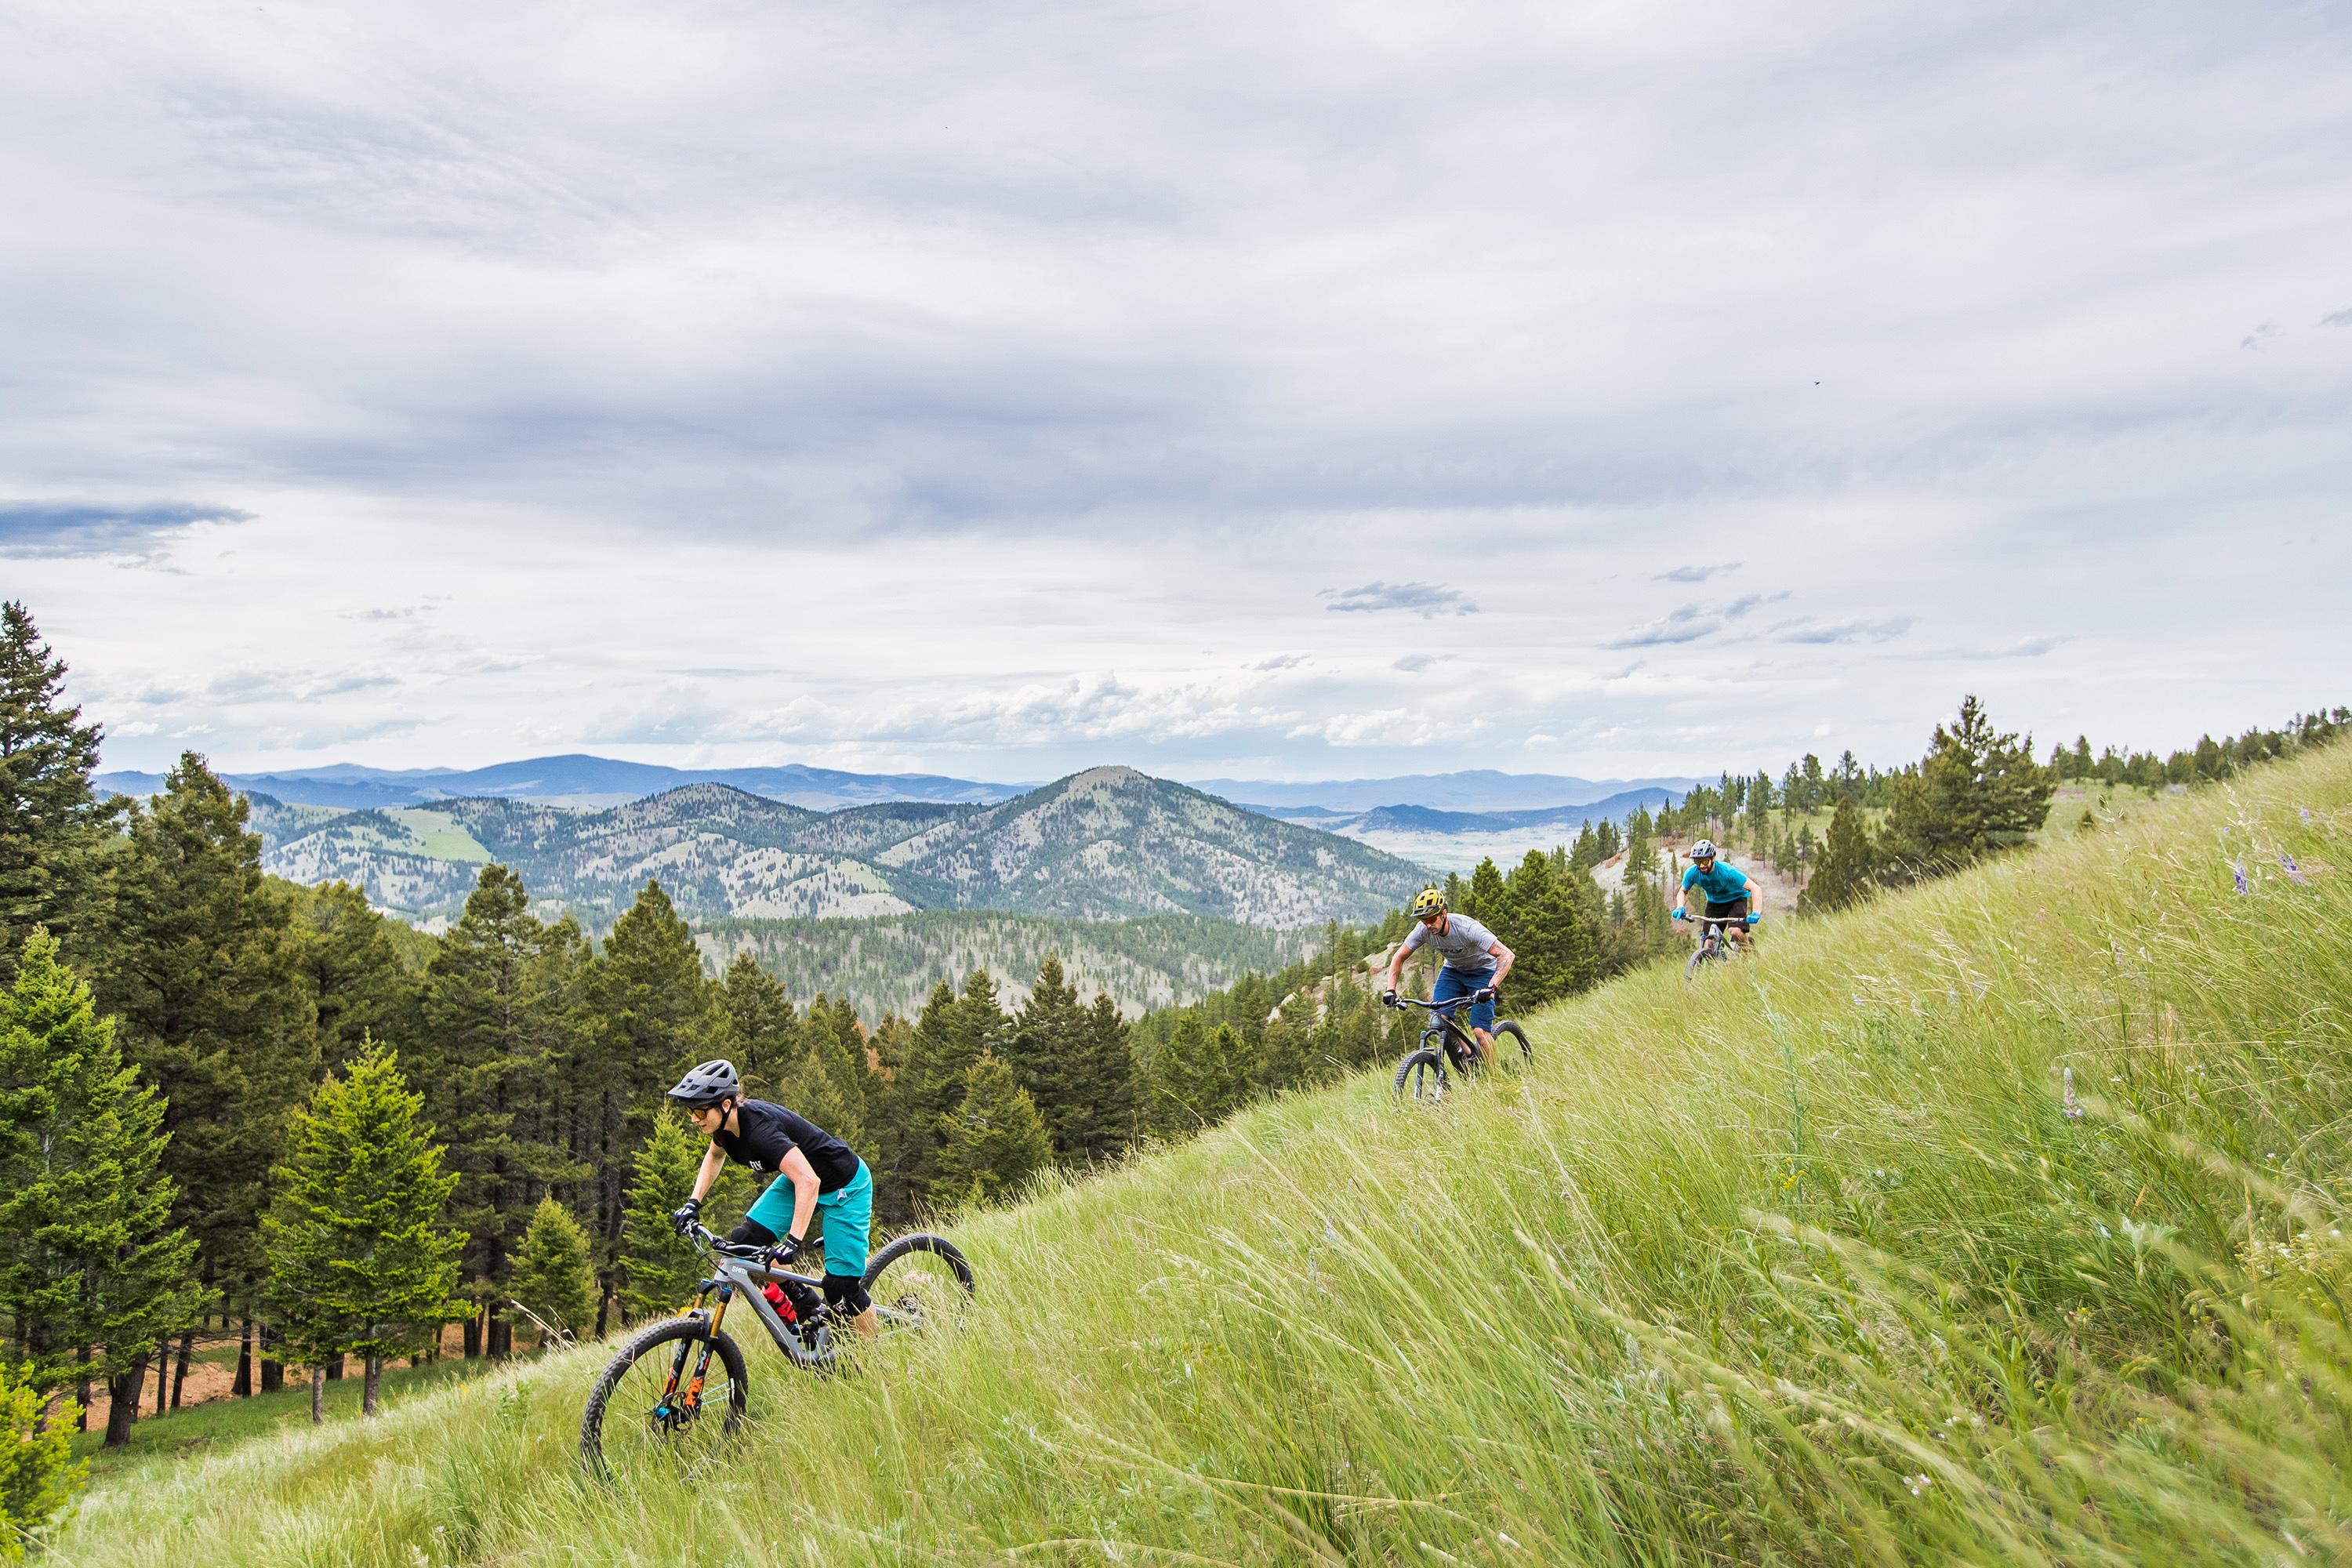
xmin=684 ymin=1232 xmax=843 ymax=1371
xmin=1398 ymin=996 xmax=1483 ymax=1069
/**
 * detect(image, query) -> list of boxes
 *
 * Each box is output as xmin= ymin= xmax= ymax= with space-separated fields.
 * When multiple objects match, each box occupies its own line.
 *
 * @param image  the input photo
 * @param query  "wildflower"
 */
xmin=2061 ymin=1066 xmax=2082 ymax=1120
xmin=2281 ymin=851 xmax=2308 ymax=884
xmin=2302 ymin=808 xmax=2313 ymax=823
xmin=2233 ymin=859 xmax=2249 ymax=895
xmin=1906 ymin=1473 xmax=1933 ymax=1497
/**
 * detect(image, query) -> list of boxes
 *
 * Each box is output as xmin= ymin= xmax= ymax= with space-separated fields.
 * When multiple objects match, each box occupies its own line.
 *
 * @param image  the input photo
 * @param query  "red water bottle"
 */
xmin=762 ymin=1280 xmax=795 ymax=1323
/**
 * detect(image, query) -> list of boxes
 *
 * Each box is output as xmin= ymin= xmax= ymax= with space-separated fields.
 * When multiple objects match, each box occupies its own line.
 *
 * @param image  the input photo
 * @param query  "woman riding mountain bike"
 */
xmin=664 ymin=1058 xmax=880 ymax=1335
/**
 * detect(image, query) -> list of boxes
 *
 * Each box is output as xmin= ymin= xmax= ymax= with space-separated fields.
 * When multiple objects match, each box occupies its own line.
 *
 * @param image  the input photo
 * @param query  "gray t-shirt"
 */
xmin=1400 ymin=913 xmax=1501 ymax=974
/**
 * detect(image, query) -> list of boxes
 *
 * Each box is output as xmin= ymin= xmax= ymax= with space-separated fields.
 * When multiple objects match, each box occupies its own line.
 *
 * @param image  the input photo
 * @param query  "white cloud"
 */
xmin=1 ymin=0 xmax=2344 ymax=783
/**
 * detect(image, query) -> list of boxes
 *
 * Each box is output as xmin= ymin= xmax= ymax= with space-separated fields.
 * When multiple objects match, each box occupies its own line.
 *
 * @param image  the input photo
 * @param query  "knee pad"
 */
xmin=727 ymin=1218 xmax=778 ymax=1248
xmin=822 ymin=1273 xmax=871 ymax=1316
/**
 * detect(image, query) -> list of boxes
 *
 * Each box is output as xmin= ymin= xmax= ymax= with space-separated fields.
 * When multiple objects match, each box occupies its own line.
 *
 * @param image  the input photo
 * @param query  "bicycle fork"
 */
xmin=659 ymin=1287 xmax=731 ymax=1422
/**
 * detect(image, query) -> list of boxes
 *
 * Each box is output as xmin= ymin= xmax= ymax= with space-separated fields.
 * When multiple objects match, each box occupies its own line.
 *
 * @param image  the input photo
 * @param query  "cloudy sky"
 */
xmin=3 ymin=0 xmax=2347 ymax=786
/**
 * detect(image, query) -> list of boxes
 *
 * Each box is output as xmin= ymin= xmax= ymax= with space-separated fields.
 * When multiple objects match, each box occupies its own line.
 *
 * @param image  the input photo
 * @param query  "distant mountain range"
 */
xmin=1243 ymin=786 xmax=1681 ymax=839
xmin=96 ymin=755 xmax=1026 ymax=811
xmin=96 ymin=754 xmax=1698 ymax=818
xmin=245 ymin=766 xmax=1428 ymax=929
xmin=1192 ymin=769 xmax=1703 ymax=814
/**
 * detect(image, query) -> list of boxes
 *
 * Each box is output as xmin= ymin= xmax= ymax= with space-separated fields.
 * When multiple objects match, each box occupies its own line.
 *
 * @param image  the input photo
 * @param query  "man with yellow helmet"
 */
xmin=1381 ymin=887 xmax=1515 ymax=1065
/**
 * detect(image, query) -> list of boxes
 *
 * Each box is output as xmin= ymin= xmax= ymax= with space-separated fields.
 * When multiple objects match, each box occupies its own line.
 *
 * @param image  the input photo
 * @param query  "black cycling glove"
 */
xmin=670 ymin=1197 xmax=702 ymax=1237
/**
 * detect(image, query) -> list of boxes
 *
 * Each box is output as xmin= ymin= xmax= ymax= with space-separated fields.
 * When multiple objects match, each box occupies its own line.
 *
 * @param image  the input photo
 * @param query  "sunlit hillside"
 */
xmin=55 ymin=744 xmax=2352 ymax=1566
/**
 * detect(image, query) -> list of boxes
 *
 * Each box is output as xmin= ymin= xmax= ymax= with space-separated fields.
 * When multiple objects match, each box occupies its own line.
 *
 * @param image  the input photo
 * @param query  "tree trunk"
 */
xmin=151 ymin=1338 xmax=170 ymax=1414
xmin=361 ymin=1354 xmax=382 ymax=1416
xmin=488 ymin=1304 xmax=512 ymax=1359
xmin=104 ymin=1359 xmax=147 ymax=1446
xmin=309 ymin=1366 xmax=325 ymax=1425
xmin=325 ymin=1353 xmax=344 ymax=1381
xmin=170 ymin=1328 xmax=195 ymax=1409
xmin=76 ymin=1345 xmax=91 ymax=1433
xmin=463 ymin=1308 xmax=482 ymax=1359
xmin=233 ymin=1318 xmax=254 ymax=1397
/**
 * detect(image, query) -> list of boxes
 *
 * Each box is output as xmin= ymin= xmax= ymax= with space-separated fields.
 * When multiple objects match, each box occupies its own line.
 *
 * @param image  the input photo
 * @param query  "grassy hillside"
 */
xmin=55 ymin=746 xmax=2352 ymax=1565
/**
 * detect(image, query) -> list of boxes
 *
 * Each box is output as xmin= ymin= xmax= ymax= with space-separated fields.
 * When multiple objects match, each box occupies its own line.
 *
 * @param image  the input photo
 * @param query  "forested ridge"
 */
xmin=239 ymin=767 xmax=1427 ymax=927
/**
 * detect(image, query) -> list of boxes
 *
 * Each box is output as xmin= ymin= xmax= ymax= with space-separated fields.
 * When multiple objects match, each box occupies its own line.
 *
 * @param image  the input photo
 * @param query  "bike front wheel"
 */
xmin=580 ymin=1316 xmax=749 ymax=1484
xmin=1686 ymin=942 xmax=1724 ymax=980
xmin=1393 ymin=1047 xmax=1450 ymax=1101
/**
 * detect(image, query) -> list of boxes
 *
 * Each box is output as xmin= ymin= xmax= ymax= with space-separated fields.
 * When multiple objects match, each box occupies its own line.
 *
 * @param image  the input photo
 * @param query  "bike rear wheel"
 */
xmin=1492 ymin=1019 xmax=1531 ymax=1069
xmin=863 ymin=1232 xmax=975 ymax=1333
xmin=580 ymin=1316 xmax=748 ymax=1484
xmin=1393 ymin=1047 xmax=1450 ymax=1101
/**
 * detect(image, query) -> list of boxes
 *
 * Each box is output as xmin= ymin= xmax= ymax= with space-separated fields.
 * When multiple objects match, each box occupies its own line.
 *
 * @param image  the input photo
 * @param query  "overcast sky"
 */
xmin=3 ymin=0 xmax=2347 ymax=786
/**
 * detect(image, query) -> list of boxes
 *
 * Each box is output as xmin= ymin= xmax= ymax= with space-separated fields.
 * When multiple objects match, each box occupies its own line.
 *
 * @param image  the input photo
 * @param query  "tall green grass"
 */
xmin=55 ymin=747 xmax=2352 ymax=1565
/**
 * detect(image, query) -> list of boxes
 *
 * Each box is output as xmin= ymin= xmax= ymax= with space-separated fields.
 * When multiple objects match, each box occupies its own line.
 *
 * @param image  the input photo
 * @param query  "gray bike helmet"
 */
xmin=666 ymin=1058 xmax=740 ymax=1109
xmin=1690 ymin=839 xmax=1718 ymax=862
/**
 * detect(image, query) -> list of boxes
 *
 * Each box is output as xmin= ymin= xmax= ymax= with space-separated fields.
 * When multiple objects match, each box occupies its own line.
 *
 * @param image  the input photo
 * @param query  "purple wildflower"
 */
xmin=2302 ymin=808 xmax=2313 ymax=824
xmin=2233 ymin=859 xmax=2249 ymax=895
xmin=2281 ymin=851 xmax=2309 ymax=885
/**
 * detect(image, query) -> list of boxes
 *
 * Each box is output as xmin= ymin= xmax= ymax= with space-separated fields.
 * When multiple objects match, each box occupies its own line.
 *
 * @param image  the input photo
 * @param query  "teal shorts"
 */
xmin=746 ymin=1159 xmax=872 ymax=1279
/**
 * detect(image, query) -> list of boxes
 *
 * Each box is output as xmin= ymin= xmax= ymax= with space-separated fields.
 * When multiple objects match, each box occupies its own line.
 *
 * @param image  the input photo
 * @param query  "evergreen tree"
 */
xmin=0 ymin=1357 xmax=78 ymax=1555
xmin=1798 ymin=797 xmax=1876 ymax=916
xmin=0 ymin=604 xmax=118 ymax=980
xmin=419 ymin=866 xmax=580 ymax=1358
xmin=291 ymin=881 xmax=419 ymax=1072
xmin=1146 ymin=1015 xmax=1210 ymax=1137
xmin=711 ymin=951 xmax=797 ymax=1100
xmin=263 ymin=1046 xmax=464 ymax=1417
xmin=1465 ymin=858 xmax=1510 ymax=932
xmin=787 ymin=996 xmax=870 ymax=1149
xmin=95 ymin=753 xmax=317 ymax=1384
xmin=615 ymin=1114 xmax=744 ymax=1323
xmin=508 ymin=1196 xmax=597 ymax=1347
xmin=1499 ymin=851 xmax=1599 ymax=1007
xmin=0 ymin=933 xmax=202 ymax=1442
xmin=898 ymin=971 xmax=1004 ymax=1207
xmin=932 ymin=1052 xmax=1053 ymax=1214
xmin=1881 ymin=696 xmax=2055 ymax=878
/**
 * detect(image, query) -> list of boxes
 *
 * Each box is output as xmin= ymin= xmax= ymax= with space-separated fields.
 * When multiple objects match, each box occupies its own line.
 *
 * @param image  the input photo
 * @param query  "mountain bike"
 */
xmin=1388 ymin=993 xmax=1530 ymax=1102
xmin=579 ymin=1221 xmax=973 ymax=1483
xmin=1682 ymin=909 xmax=1760 ymax=979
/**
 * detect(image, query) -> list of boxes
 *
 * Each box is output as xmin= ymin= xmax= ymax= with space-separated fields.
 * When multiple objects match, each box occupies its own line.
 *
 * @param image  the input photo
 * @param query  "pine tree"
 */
xmin=0 ymin=933 xmax=202 ymax=1443
xmin=787 ymin=997 xmax=870 ymax=1149
xmin=291 ymin=881 xmax=419 ymax=1073
xmin=615 ymin=1115 xmax=735 ymax=1323
xmin=1880 ymin=696 xmax=2056 ymax=878
xmin=419 ymin=866 xmax=580 ymax=1359
xmin=1146 ymin=1015 xmax=1210 ymax=1136
xmin=0 ymin=604 xmax=118 ymax=981
xmin=0 ymin=1359 xmax=78 ymax=1555
xmin=263 ymin=1045 xmax=464 ymax=1417
xmin=580 ymin=880 xmax=717 ymax=1327
xmin=899 ymin=972 xmax=1004 ymax=1207
xmin=711 ymin=952 xmax=798 ymax=1101
xmin=508 ymin=1196 xmax=597 ymax=1347
xmin=931 ymin=1052 xmax=1053 ymax=1214
xmin=1798 ymin=797 xmax=1876 ymax=916
xmin=1465 ymin=858 xmax=1510 ymax=930
xmin=93 ymin=753 xmax=316 ymax=1396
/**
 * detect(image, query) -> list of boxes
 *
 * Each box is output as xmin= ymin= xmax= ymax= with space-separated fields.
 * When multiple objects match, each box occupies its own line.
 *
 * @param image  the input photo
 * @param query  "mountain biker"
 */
xmin=664 ymin=1059 xmax=878 ymax=1339
xmin=1674 ymin=839 xmax=1760 ymax=949
xmin=1380 ymin=887 xmax=1515 ymax=1065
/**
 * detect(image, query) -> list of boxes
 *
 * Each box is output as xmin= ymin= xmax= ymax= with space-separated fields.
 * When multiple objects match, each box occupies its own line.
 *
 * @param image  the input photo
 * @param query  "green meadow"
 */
xmin=53 ymin=743 xmax=2352 ymax=1566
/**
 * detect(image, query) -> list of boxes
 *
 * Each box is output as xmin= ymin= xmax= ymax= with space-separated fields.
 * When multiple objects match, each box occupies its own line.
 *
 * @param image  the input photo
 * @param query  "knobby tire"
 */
xmin=580 ymin=1316 xmax=749 ymax=1484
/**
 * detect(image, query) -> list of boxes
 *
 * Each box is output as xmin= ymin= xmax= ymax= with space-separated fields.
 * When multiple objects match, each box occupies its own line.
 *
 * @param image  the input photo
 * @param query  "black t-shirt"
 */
xmin=712 ymin=1099 xmax=860 ymax=1193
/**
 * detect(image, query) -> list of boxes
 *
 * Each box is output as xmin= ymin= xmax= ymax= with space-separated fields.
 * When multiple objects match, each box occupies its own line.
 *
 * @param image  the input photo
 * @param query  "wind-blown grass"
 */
xmin=55 ymin=746 xmax=2352 ymax=1565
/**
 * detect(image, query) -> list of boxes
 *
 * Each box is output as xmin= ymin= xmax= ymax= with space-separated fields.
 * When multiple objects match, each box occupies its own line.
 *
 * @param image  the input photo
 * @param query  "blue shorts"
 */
xmin=746 ymin=1158 xmax=873 ymax=1279
xmin=1432 ymin=965 xmax=1496 ymax=1034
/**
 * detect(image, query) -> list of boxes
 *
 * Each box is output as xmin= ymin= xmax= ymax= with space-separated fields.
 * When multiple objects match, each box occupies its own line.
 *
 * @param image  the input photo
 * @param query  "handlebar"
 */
xmin=1384 ymin=991 xmax=1494 ymax=1012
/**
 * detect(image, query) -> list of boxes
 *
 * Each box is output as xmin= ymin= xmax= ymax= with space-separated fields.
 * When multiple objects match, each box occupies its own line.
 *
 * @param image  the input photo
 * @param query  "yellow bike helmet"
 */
xmin=1410 ymin=887 xmax=1447 ymax=920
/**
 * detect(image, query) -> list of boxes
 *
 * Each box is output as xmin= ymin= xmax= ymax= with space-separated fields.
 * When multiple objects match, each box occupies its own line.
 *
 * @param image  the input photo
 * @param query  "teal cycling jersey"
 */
xmin=1681 ymin=860 xmax=1751 ymax=903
